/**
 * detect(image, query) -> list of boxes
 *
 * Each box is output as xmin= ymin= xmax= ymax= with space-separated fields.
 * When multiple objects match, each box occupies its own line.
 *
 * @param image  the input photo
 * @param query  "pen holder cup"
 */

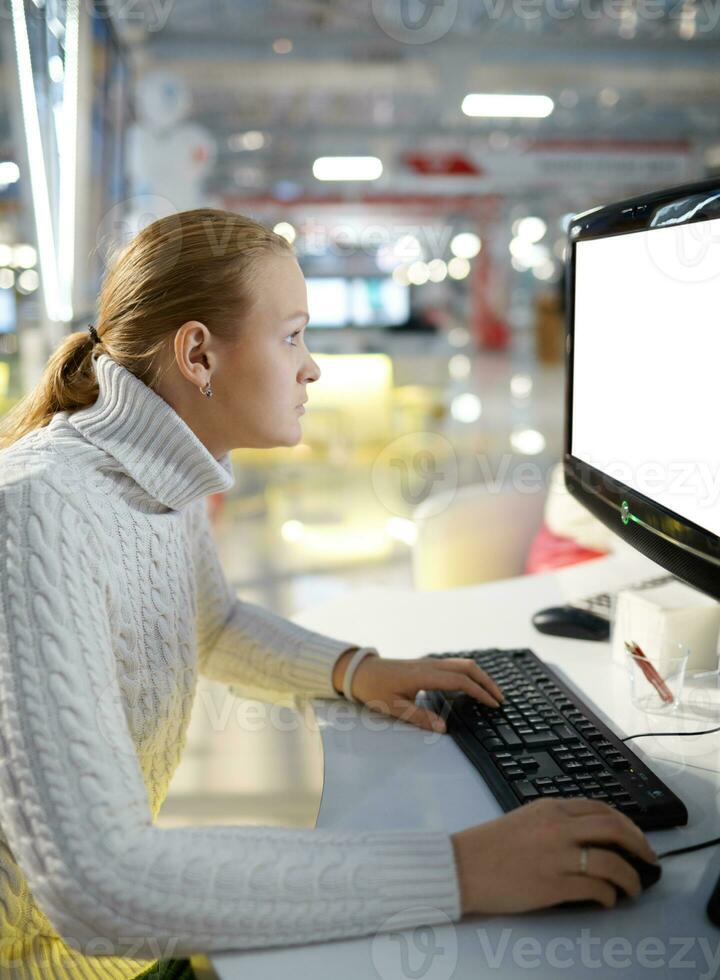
xmin=625 ymin=642 xmax=690 ymax=714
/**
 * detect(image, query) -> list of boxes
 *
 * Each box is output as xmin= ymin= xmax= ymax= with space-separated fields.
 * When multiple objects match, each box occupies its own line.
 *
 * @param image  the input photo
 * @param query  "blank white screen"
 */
xmin=572 ymin=217 xmax=720 ymax=536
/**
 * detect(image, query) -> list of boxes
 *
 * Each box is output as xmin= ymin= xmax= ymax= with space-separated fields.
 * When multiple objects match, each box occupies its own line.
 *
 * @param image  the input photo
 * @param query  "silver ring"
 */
xmin=579 ymin=846 xmax=589 ymax=875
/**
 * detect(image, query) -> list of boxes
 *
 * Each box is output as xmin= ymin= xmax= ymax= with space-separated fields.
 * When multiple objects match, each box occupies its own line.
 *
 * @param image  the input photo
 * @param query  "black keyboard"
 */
xmin=424 ymin=648 xmax=688 ymax=831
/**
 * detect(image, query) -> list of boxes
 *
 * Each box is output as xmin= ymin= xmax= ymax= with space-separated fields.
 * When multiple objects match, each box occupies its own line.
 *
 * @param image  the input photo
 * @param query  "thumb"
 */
xmin=392 ymin=698 xmax=447 ymax=733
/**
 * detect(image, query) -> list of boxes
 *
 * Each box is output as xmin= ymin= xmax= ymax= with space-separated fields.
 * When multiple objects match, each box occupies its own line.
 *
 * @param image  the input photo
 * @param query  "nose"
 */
xmin=302 ymin=353 xmax=321 ymax=384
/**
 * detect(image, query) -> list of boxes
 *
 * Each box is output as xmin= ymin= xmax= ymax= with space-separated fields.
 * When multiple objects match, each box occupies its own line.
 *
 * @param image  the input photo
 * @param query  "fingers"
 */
xmin=427 ymin=669 xmax=501 ymax=708
xmin=559 ymin=875 xmax=619 ymax=909
xmin=390 ymin=698 xmax=447 ymax=733
xmin=570 ymin=811 xmax=658 ymax=865
xmin=432 ymin=658 xmax=504 ymax=703
xmin=585 ymin=847 xmax=643 ymax=899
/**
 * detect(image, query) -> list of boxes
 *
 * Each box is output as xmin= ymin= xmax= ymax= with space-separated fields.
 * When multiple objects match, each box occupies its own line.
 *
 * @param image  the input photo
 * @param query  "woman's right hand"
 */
xmin=450 ymin=797 xmax=659 ymax=914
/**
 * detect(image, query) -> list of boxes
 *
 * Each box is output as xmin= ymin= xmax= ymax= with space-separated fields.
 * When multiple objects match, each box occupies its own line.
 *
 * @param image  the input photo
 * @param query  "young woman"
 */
xmin=0 ymin=210 xmax=657 ymax=979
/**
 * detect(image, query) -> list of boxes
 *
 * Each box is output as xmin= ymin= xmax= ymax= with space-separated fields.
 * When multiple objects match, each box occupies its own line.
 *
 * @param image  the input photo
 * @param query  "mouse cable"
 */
xmin=656 ymin=837 xmax=720 ymax=860
xmin=620 ymin=725 xmax=720 ymax=742
xmin=612 ymin=727 xmax=720 ymax=860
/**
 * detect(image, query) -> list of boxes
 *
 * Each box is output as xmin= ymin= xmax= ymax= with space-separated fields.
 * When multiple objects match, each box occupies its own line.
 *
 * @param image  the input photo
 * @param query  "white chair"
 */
xmin=411 ymin=479 xmax=548 ymax=590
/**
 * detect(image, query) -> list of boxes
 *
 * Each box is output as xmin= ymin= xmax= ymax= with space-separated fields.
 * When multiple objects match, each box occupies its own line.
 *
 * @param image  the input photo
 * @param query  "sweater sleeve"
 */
xmin=0 ymin=479 xmax=461 ymax=960
xmin=189 ymin=498 xmax=374 ymax=699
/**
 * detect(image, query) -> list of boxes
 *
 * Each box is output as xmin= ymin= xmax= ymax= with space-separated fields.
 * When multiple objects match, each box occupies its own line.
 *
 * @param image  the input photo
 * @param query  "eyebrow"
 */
xmin=284 ymin=311 xmax=310 ymax=326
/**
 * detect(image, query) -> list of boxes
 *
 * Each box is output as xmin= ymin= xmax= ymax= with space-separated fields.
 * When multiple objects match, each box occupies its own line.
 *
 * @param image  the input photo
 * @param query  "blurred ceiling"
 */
xmin=101 ymin=1 xmax=720 ymax=201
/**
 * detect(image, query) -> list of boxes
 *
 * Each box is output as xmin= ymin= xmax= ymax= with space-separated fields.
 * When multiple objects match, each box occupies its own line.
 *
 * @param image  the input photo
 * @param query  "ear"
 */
xmin=173 ymin=320 xmax=213 ymax=387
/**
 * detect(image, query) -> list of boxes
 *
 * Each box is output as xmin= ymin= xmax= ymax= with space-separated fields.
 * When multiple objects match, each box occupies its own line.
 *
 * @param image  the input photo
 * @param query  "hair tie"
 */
xmin=88 ymin=324 xmax=100 ymax=346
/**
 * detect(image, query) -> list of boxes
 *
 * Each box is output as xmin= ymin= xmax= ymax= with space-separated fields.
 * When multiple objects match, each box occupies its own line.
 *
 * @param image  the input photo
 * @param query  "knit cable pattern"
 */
xmin=0 ymin=357 xmax=461 ymax=979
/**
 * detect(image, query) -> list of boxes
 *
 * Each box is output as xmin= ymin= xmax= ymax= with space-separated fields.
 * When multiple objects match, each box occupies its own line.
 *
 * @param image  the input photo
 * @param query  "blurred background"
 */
xmin=1 ymin=0 xmax=719 ymax=826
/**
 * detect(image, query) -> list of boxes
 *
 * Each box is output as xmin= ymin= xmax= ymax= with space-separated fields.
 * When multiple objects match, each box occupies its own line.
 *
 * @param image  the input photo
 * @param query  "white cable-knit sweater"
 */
xmin=0 ymin=353 xmax=461 ymax=979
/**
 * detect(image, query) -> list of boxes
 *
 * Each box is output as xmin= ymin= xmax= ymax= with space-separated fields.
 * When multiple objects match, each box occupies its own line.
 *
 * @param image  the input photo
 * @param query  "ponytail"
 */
xmin=0 ymin=329 xmax=102 ymax=450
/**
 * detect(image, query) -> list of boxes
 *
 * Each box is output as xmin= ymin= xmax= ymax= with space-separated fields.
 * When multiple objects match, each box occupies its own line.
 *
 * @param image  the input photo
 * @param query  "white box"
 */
xmin=612 ymin=580 xmax=720 ymax=672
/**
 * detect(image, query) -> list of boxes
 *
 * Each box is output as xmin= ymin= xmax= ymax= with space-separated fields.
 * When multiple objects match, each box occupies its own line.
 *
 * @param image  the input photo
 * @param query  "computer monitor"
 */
xmin=565 ymin=178 xmax=720 ymax=601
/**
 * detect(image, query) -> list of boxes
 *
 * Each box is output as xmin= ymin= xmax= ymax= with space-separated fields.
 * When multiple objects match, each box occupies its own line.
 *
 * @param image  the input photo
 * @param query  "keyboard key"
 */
xmin=482 ymin=737 xmax=505 ymax=750
xmin=496 ymin=725 xmax=522 ymax=747
xmin=523 ymin=731 xmax=559 ymax=747
xmin=504 ymin=767 xmax=525 ymax=780
xmin=514 ymin=781 xmax=540 ymax=802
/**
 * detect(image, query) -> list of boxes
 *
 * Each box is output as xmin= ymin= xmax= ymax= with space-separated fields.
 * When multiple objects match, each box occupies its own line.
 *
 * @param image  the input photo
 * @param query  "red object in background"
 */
xmin=403 ymin=152 xmax=483 ymax=176
xmin=525 ymin=523 xmax=608 ymax=575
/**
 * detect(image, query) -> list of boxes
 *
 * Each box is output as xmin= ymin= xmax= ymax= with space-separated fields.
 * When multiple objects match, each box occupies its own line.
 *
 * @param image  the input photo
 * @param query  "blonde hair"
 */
xmin=0 ymin=208 xmax=293 ymax=450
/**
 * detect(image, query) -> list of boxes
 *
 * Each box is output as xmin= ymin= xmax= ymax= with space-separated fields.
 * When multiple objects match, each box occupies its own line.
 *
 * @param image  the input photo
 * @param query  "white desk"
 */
xmin=197 ymin=554 xmax=720 ymax=980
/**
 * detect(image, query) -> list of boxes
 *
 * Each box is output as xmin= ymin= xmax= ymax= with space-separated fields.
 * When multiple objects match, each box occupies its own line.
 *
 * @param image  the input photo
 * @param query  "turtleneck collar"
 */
xmin=66 ymin=354 xmax=235 ymax=511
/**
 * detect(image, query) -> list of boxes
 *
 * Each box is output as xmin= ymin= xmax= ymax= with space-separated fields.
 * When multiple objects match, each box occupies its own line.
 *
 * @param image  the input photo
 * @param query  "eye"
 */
xmin=284 ymin=328 xmax=302 ymax=347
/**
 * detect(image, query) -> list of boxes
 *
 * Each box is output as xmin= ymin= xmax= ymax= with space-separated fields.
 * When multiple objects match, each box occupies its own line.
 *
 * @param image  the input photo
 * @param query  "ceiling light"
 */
xmin=448 ymin=354 xmax=471 ymax=380
xmin=0 ymin=269 xmax=14 ymax=289
xmin=17 ymin=268 xmax=39 ymax=293
xmin=533 ymin=259 xmax=558 ymax=281
xmin=509 ymin=238 xmax=549 ymax=269
xmin=273 ymin=221 xmax=296 ymax=244
xmin=392 ymin=264 xmax=411 ymax=286
xmin=448 ymin=257 xmax=471 ymax=280
xmin=407 ymin=261 xmax=429 ymax=285
xmin=450 ymin=232 xmax=482 ymax=259
xmin=451 ymin=393 xmax=482 ymax=423
xmin=598 ymin=87 xmax=620 ymax=108
xmin=273 ymin=38 xmax=293 ymax=54
xmin=427 ymin=258 xmax=448 ymax=282
xmin=514 ymin=216 xmax=547 ymax=242
xmin=13 ymin=243 xmax=36 ymax=267
xmin=229 ymin=130 xmax=265 ymax=152
xmin=0 ymin=161 xmax=20 ymax=185
xmin=511 ymin=428 xmax=546 ymax=455
xmin=462 ymin=94 xmax=554 ymax=119
xmin=510 ymin=374 xmax=533 ymax=398
xmin=313 ymin=156 xmax=383 ymax=181
xmin=281 ymin=520 xmax=304 ymax=542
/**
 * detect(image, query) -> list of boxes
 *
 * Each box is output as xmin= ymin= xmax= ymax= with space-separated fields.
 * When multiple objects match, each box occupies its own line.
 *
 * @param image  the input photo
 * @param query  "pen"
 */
xmin=625 ymin=641 xmax=675 ymax=703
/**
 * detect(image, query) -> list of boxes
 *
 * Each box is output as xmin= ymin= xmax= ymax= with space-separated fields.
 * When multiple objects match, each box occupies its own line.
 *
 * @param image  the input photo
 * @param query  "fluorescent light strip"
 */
xmin=58 ymin=0 xmax=80 ymax=323
xmin=313 ymin=156 xmax=383 ymax=181
xmin=11 ymin=0 xmax=64 ymax=322
xmin=461 ymin=94 xmax=554 ymax=119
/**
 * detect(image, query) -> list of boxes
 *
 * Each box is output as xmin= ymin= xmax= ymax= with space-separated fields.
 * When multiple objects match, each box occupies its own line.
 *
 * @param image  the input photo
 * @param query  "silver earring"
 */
xmin=200 ymin=381 xmax=213 ymax=398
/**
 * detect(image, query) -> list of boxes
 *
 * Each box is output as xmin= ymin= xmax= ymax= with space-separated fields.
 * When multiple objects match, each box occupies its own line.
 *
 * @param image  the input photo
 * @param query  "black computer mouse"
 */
xmin=531 ymin=605 xmax=610 ymax=641
xmin=556 ymin=844 xmax=662 ymax=908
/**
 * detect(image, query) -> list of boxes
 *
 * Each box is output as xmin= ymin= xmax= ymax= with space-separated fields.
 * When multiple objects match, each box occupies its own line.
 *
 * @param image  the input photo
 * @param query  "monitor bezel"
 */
xmin=564 ymin=177 xmax=720 ymax=598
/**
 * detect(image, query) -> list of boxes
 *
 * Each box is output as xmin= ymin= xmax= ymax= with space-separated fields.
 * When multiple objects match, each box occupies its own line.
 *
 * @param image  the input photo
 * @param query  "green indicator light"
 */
xmin=621 ymin=500 xmax=631 ymax=525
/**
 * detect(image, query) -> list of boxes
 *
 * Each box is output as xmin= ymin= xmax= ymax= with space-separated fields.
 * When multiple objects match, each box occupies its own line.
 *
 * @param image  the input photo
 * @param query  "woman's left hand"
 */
xmin=345 ymin=654 xmax=505 ymax=733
